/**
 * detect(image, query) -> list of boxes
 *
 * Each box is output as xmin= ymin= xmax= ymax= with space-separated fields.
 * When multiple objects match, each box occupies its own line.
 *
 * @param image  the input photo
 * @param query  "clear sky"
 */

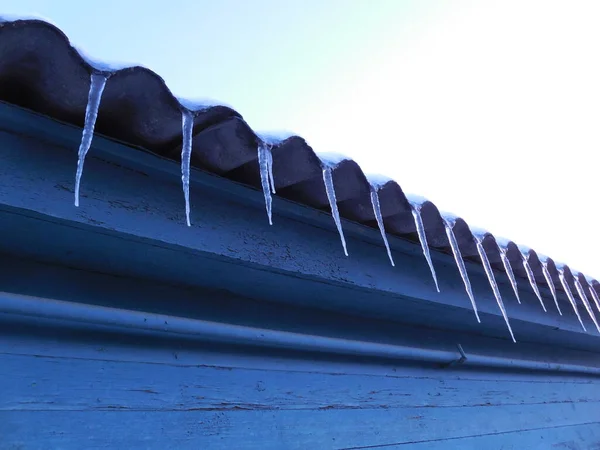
xmin=4 ymin=0 xmax=600 ymax=277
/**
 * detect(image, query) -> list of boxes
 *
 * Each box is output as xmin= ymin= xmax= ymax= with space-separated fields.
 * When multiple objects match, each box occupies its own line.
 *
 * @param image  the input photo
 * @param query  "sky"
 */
xmin=4 ymin=0 xmax=600 ymax=277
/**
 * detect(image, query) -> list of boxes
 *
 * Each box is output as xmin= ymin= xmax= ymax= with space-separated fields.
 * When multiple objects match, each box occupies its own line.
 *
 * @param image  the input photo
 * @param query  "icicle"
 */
xmin=498 ymin=247 xmax=520 ymax=304
xmin=558 ymin=270 xmax=586 ymax=331
xmin=74 ymin=73 xmax=108 ymax=207
xmin=476 ymin=238 xmax=515 ymax=342
xmin=574 ymin=278 xmax=600 ymax=333
xmin=541 ymin=262 xmax=562 ymax=315
xmin=443 ymin=220 xmax=479 ymax=322
xmin=521 ymin=252 xmax=546 ymax=312
xmin=258 ymin=142 xmax=274 ymax=225
xmin=588 ymin=283 xmax=600 ymax=314
xmin=323 ymin=167 xmax=348 ymax=256
xmin=411 ymin=205 xmax=440 ymax=292
xmin=369 ymin=186 xmax=394 ymax=266
xmin=180 ymin=109 xmax=195 ymax=227
xmin=267 ymin=147 xmax=276 ymax=195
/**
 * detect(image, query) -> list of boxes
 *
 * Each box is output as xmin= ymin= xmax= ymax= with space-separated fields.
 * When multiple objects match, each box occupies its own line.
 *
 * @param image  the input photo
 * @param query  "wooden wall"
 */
xmin=0 ymin=102 xmax=598 ymax=349
xmin=2 ymin=304 xmax=600 ymax=449
xmin=1 ymin=102 xmax=600 ymax=448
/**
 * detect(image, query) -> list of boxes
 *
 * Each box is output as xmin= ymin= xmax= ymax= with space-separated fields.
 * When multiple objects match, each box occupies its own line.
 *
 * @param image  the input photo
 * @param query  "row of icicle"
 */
xmin=73 ymin=72 xmax=599 ymax=343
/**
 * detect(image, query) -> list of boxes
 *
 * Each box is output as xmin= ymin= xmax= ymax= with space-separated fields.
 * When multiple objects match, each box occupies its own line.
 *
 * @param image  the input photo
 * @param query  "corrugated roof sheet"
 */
xmin=1 ymin=17 xmax=599 ymax=338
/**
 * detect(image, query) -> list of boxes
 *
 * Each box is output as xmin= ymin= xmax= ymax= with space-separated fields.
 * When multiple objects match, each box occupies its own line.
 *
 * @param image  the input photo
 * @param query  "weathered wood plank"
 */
xmin=1 ymin=255 xmax=599 ymax=373
xmin=3 ymin=311 xmax=600 ymax=385
xmin=2 ymin=403 xmax=599 ymax=450
xmin=362 ymin=422 xmax=600 ymax=449
xmin=2 ymin=354 xmax=600 ymax=412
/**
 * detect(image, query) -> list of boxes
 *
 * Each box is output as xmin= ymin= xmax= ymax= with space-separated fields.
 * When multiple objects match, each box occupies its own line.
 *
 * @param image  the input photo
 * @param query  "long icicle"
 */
xmin=588 ymin=282 xmax=600 ymax=314
xmin=411 ymin=205 xmax=440 ymax=292
xmin=369 ymin=186 xmax=394 ymax=266
xmin=476 ymin=238 xmax=515 ymax=342
xmin=498 ymin=247 xmax=521 ymax=304
xmin=541 ymin=262 xmax=562 ymax=315
xmin=267 ymin=147 xmax=276 ymax=195
xmin=574 ymin=278 xmax=600 ymax=333
xmin=323 ymin=167 xmax=348 ymax=256
xmin=258 ymin=142 xmax=274 ymax=225
xmin=74 ymin=73 xmax=108 ymax=207
xmin=180 ymin=109 xmax=194 ymax=227
xmin=558 ymin=270 xmax=586 ymax=331
xmin=444 ymin=220 xmax=479 ymax=322
xmin=521 ymin=252 xmax=547 ymax=312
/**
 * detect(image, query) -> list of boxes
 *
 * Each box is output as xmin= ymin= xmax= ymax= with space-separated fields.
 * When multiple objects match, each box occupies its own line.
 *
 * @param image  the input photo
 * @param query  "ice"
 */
xmin=475 ymin=237 xmax=515 ymax=342
xmin=558 ymin=270 xmax=586 ymax=331
xmin=541 ymin=262 xmax=562 ymax=315
xmin=74 ymin=73 xmax=108 ymax=207
xmin=574 ymin=277 xmax=600 ymax=332
xmin=520 ymin=250 xmax=547 ymax=312
xmin=495 ymin=238 xmax=521 ymax=303
xmin=498 ymin=247 xmax=521 ymax=304
xmin=258 ymin=142 xmax=275 ymax=225
xmin=322 ymin=166 xmax=348 ymax=256
xmin=411 ymin=204 xmax=440 ymax=292
xmin=588 ymin=282 xmax=600 ymax=314
xmin=267 ymin=148 xmax=275 ymax=195
xmin=369 ymin=185 xmax=394 ymax=266
xmin=443 ymin=219 xmax=480 ymax=322
xmin=180 ymin=109 xmax=194 ymax=227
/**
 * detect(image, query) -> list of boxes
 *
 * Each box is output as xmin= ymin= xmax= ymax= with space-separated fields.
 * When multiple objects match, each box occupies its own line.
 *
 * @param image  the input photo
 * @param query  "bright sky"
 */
xmin=4 ymin=0 xmax=600 ymax=277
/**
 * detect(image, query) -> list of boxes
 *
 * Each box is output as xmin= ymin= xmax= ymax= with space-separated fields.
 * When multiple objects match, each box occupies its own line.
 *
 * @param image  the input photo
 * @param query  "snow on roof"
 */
xmin=365 ymin=173 xmax=394 ymax=189
xmin=317 ymin=152 xmax=349 ymax=169
xmin=177 ymin=96 xmax=235 ymax=113
xmin=405 ymin=193 xmax=430 ymax=206
xmin=74 ymin=44 xmax=139 ymax=73
xmin=257 ymin=131 xmax=297 ymax=146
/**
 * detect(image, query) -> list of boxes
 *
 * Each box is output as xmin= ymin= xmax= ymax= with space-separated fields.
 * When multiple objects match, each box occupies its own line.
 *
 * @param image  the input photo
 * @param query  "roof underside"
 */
xmin=0 ymin=18 xmax=599 ymax=335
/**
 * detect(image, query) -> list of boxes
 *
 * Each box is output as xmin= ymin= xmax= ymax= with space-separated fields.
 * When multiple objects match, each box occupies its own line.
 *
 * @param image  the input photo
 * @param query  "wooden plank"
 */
xmin=0 ymin=254 xmax=597 ymax=371
xmin=1 ymin=196 xmax=599 ymax=354
xmin=2 ymin=103 xmax=600 ymax=450
xmin=4 ymin=329 xmax=600 ymax=386
xmin=2 ymin=403 xmax=599 ymax=449
xmin=2 ymin=354 xmax=600 ymax=412
xmin=363 ymin=422 xmax=600 ymax=449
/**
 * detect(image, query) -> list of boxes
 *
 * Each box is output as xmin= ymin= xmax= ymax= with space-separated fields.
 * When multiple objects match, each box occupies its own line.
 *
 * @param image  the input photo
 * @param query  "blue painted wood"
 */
xmin=1 ymin=257 xmax=599 ymax=373
xmin=3 ymin=353 xmax=600 ymax=411
xmin=1 ymin=330 xmax=600 ymax=450
xmin=1 ymin=294 xmax=599 ymax=448
xmin=1 ymin=102 xmax=600 ymax=448
xmin=3 ymin=305 xmax=600 ymax=385
xmin=2 ymin=406 xmax=599 ymax=449
xmin=369 ymin=423 xmax=600 ymax=449
xmin=0 ymin=119 xmax=598 ymax=349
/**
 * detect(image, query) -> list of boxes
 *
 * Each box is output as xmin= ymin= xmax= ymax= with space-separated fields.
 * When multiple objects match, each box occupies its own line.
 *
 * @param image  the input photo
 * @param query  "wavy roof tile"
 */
xmin=1 ymin=17 xmax=599 ymax=340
